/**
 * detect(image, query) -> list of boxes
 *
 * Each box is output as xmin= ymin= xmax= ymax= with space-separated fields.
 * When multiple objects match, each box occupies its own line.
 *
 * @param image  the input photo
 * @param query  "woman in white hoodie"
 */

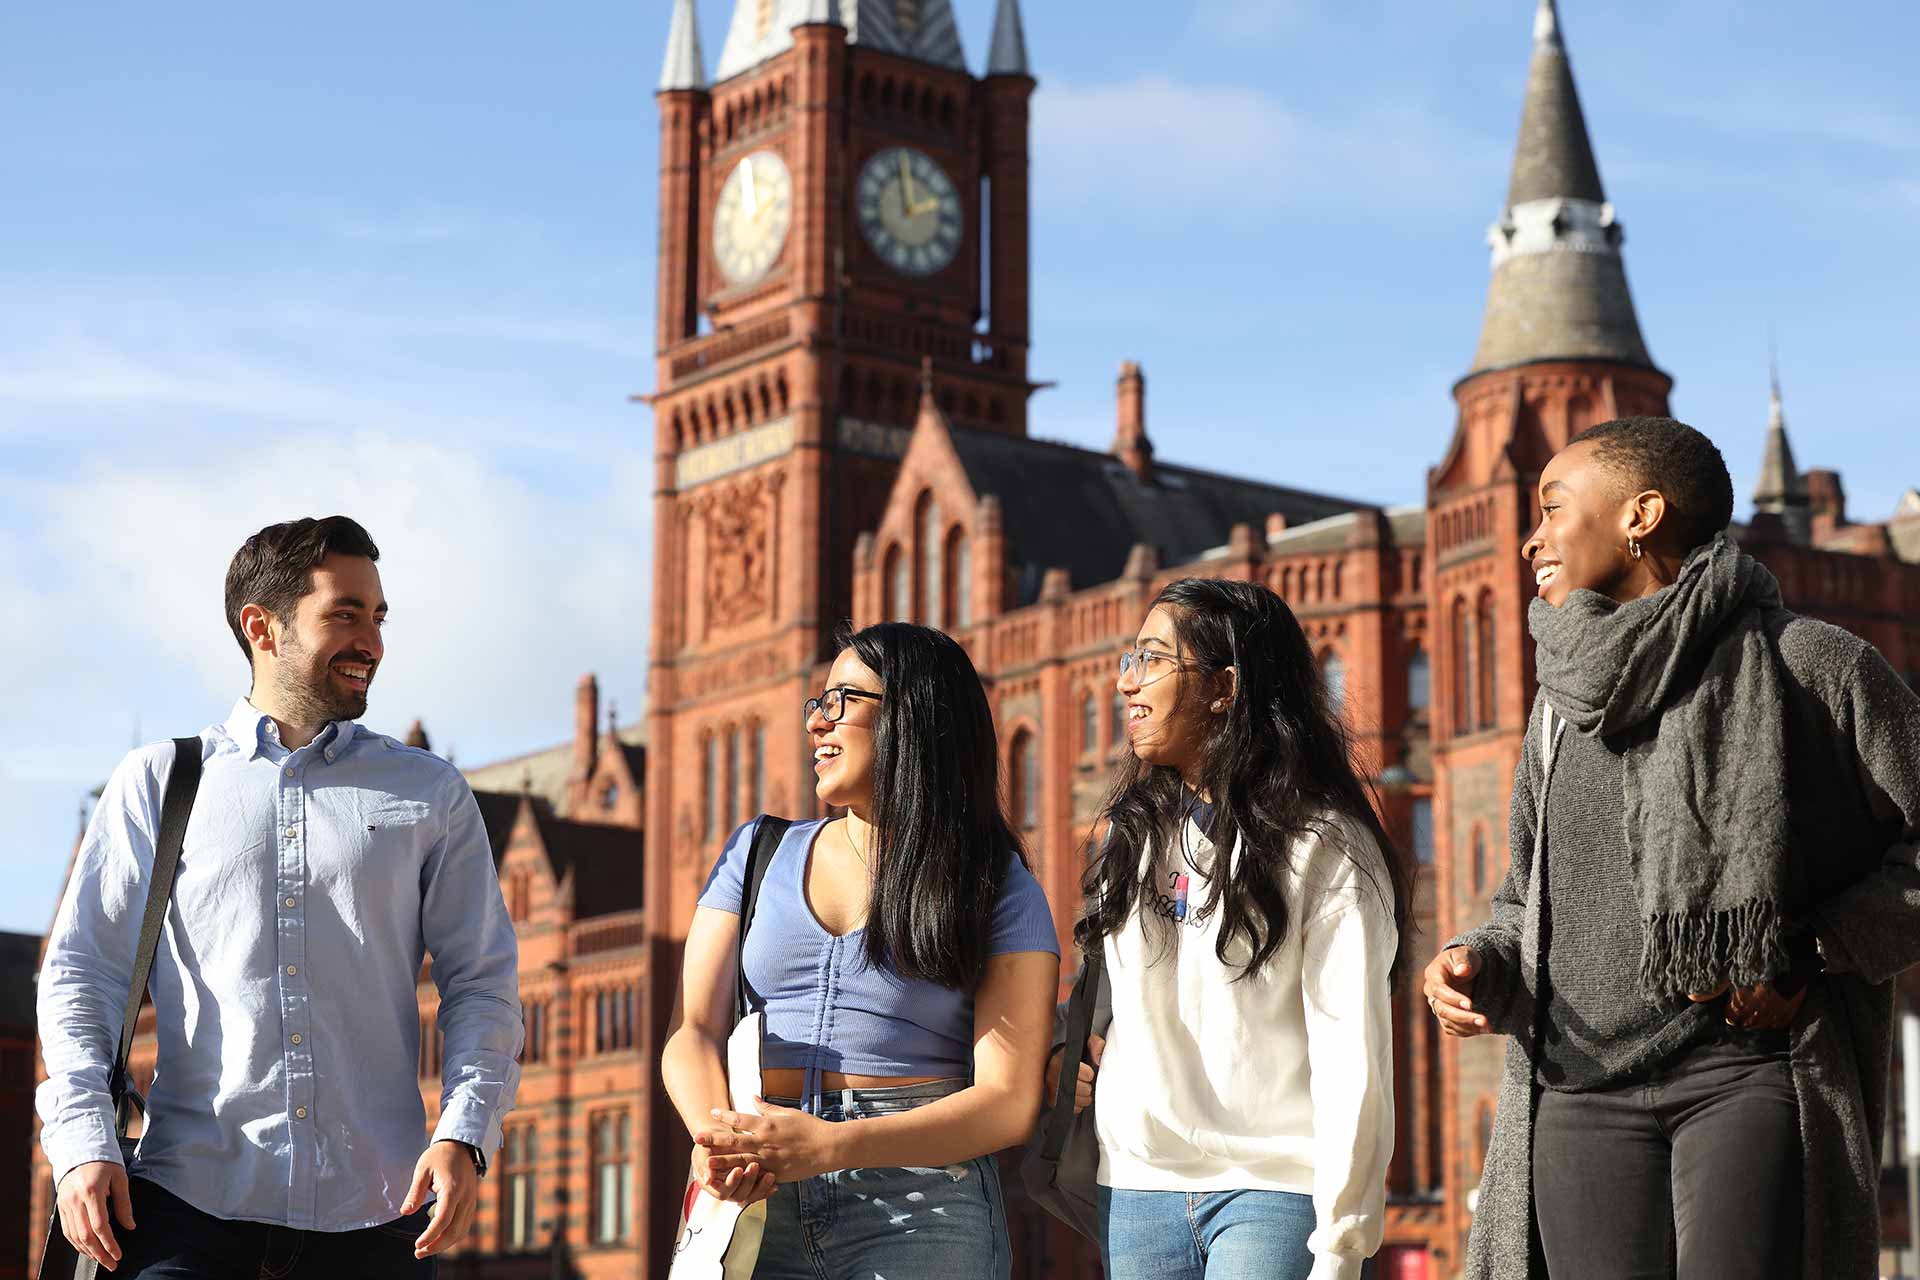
xmin=1050 ymin=577 xmax=1411 ymax=1280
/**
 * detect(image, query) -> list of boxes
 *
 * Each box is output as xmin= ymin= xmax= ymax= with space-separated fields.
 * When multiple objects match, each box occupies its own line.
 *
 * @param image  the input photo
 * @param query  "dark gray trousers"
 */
xmin=1531 ymin=1031 xmax=1802 ymax=1280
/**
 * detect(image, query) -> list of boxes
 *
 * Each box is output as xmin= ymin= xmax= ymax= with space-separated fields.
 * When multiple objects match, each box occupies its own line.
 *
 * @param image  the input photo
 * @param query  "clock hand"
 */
xmin=897 ymin=152 xmax=923 ymax=217
xmin=743 ymin=158 xmax=758 ymax=218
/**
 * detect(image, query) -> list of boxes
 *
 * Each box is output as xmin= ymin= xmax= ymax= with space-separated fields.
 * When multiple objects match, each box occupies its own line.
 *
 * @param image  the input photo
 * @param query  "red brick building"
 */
xmin=25 ymin=1 xmax=1920 ymax=1278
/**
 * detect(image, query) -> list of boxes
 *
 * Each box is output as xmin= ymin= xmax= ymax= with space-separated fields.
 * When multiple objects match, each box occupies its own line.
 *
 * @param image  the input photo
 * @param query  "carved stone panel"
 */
xmin=703 ymin=478 xmax=771 ymax=631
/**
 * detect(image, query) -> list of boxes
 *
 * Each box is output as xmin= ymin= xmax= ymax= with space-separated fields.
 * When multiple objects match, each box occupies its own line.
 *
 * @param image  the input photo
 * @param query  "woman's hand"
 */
xmin=1042 ymin=1035 xmax=1104 ymax=1115
xmin=689 ymin=1141 xmax=775 ymax=1205
xmin=1423 ymin=946 xmax=1491 ymax=1037
xmin=1687 ymin=980 xmax=1807 ymax=1030
xmin=697 ymin=1100 xmax=846 ymax=1183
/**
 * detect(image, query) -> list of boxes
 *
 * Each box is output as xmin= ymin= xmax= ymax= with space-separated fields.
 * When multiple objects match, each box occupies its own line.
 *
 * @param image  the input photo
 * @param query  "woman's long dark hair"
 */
xmin=1076 ymin=578 xmax=1415 ymax=983
xmin=842 ymin=622 xmax=1028 ymax=991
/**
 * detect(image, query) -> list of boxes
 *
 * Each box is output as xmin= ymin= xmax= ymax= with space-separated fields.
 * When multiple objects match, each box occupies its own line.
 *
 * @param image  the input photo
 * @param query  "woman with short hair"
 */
xmin=1425 ymin=416 xmax=1920 ymax=1280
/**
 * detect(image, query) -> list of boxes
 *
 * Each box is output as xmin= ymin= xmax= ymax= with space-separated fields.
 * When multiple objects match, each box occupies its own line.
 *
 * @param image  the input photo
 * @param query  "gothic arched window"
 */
xmin=703 ymin=733 xmax=719 ymax=839
xmin=944 ymin=526 xmax=970 ymax=629
xmin=1451 ymin=597 xmax=1472 ymax=736
xmin=883 ymin=543 xmax=908 ymax=622
xmin=1111 ymin=690 xmax=1127 ymax=750
xmin=1321 ymin=649 xmax=1346 ymax=710
xmin=1080 ymin=691 xmax=1097 ymax=756
xmin=918 ymin=493 xmax=942 ymax=628
xmin=1476 ymin=589 xmax=1497 ymax=730
xmin=1010 ymin=730 xmax=1038 ymax=831
xmin=1407 ymin=647 xmax=1431 ymax=715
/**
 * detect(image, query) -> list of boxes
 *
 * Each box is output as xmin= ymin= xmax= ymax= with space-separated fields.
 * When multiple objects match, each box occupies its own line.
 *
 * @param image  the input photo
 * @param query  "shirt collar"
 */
xmin=224 ymin=698 xmax=357 ymax=763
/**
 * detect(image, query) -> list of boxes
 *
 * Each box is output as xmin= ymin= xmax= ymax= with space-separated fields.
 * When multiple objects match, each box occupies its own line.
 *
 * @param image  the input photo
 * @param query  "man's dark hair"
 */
xmin=1575 ymin=415 xmax=1735 ymax=553
xmin=224 ymin=516 xmax=381 ymax=661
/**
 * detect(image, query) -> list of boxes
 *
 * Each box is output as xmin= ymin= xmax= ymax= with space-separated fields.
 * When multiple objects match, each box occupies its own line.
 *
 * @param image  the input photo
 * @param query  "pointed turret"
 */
xmin=987 ymin=0 xmax=1030 ymax=77
xmin=1752 ymin=364 xmax=1811 ymax=544
xmin=658 ymin=0 xmax=707 ymax=93
xmin=1468 ymin=0 xmax=1657 ymax=376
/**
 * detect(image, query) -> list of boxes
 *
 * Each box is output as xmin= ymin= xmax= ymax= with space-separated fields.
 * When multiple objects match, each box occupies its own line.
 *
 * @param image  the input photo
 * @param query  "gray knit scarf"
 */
xmin=1528 ymin=533 xmax=1792 ymax=1001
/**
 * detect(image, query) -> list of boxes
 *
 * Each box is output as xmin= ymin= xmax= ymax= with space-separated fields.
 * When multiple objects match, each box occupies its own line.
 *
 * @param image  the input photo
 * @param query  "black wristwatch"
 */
xmin=449 ymin=1139 xmax=487 ymax=1179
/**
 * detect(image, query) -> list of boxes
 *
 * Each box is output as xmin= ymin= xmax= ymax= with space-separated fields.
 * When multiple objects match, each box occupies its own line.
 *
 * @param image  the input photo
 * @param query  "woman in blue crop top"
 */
xmin=661 ymin=622 xmax=1061 ymax=1279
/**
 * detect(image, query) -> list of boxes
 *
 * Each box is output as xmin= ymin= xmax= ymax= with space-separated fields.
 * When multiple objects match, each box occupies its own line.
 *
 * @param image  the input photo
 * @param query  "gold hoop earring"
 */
xmin=1628 ymin=536 xmax=1643 ymax=560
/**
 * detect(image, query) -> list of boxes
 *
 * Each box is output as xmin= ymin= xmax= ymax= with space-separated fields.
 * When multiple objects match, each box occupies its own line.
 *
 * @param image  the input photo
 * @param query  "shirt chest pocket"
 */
xmin=311 ymin=798 xmax=435 ymax=895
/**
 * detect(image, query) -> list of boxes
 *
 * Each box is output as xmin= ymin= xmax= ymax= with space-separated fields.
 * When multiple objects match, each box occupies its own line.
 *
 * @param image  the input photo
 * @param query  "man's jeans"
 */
xmin=119 ymin=1177 xmax=436 ymax=1280
xmin=1532 ymin=1029 xmax=1802 ymax=1280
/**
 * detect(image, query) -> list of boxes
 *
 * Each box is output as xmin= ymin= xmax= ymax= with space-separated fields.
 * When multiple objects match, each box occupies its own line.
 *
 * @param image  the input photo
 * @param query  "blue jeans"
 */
xmin=752 ymin=1080 xmax=1008 ymax=1280
xmin=120 ymin=1177 xmax=435 ymax=1279
xmin=1100 ymin=1185 xmax=1355 ymax=1280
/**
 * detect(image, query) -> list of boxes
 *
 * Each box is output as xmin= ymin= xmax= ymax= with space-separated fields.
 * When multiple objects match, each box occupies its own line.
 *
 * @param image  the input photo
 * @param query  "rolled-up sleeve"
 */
xmin=36 ymin=748 xmax=167 ymax=1186
xmin=1298 ymin=845 xmax=1398 ymax=1280
xmin=421 ymin=772 xmax=523 ymax=1160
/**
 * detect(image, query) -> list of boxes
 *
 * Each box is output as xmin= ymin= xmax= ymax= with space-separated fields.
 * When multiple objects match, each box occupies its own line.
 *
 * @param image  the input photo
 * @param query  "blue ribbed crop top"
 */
xmin=699 ymin=816 xmax=1059 ymax=1085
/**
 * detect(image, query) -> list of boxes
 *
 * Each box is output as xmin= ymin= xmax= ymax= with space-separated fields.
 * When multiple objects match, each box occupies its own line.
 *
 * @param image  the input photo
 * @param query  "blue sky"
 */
xmin=4 ymin=1 xmax=1916 ymax=935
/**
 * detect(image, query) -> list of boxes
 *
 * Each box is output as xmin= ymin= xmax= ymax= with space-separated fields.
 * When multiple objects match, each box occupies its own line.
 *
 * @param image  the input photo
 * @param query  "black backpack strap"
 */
xmin=1041 ymin=942 xmax=1104 ymax=1162
xmin=734 ymin=815 xmax=793 ymax=1023
xmin=108 ymin=737 xmax=203 ymax=1127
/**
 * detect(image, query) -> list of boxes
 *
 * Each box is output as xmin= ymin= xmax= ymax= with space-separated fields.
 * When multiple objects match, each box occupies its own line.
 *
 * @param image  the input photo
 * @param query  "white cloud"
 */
xmin=23 ymin=432 xmax=653 ymax=761
xmin=1034 ymin=75 xmax=1498 ymax=225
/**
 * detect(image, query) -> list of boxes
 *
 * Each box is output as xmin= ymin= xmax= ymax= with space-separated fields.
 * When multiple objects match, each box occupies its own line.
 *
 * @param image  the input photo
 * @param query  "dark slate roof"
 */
xmin=947 ymin=426 xmax=1364 ymax=604
xmin=533 ymin=810 xmax=645 ymax=919
xmin=469 ymin=790 xmax=645 ymax=919
xmin=463 ymin=721 xmax=646 ymax=814
xmin=0 ymin=930 xmax=41 ymax=1032
xmin=472 ymin=790 xmax=524 ymax=872
xmin=1506 ymin=1 xmax=1605 ymax=208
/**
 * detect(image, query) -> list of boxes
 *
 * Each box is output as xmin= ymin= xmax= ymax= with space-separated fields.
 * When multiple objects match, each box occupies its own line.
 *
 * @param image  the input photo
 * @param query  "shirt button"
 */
xmin=284 ymin=897 xmax=297 ymax=908
xmin=285 ymin=965 xmax=298 ymax=976
xmin=295 ymin=1107 xmax=308 ymax=1119
xmin=283 ymin=826 xmax=297 ymax=840
xmin=284 ymin=767 xmax=294 ymax=778
xmin=290 ymin=1034 xmax=302 ymax=1045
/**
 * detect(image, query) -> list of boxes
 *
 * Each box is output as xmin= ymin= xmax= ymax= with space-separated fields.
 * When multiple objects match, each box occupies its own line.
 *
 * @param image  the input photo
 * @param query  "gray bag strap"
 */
xmin=108 ymin=737 xmax=202 ymax=1129
xmin=1040 ymin=944 xmax=1105 ymax=1162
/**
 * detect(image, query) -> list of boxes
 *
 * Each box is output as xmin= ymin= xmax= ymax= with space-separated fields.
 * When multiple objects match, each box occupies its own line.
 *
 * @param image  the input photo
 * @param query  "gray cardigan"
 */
xmin=1450 ymin=613 xmax=1920 ymax=1279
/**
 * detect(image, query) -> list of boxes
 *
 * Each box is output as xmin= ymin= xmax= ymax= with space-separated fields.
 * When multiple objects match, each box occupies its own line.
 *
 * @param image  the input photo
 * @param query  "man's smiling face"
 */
xmin=264 ymin=552 xmax=388 ymax=723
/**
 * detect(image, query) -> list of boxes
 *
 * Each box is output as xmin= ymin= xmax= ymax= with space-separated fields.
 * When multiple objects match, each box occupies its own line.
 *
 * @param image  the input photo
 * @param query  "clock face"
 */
xmin=713 ymin=151 xmax=793 ymax=285
xmin=856 ymin=147 xmax=963 ymax=277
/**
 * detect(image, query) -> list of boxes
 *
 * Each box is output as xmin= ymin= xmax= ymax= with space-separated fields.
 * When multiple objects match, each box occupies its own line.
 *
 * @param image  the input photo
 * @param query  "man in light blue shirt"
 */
xmin=39 ymin=515 xmax=522 ymax=1277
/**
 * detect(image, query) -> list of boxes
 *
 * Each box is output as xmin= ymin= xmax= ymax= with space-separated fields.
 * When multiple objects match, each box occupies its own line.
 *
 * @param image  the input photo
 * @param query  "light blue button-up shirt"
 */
xmin=37 ymin=700 xmax=523 ymax=1231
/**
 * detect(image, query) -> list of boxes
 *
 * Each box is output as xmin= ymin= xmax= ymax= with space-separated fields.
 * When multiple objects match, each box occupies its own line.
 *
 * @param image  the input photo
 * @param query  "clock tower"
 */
xmin=640 ymin=0 xmax=1035 ymax=1253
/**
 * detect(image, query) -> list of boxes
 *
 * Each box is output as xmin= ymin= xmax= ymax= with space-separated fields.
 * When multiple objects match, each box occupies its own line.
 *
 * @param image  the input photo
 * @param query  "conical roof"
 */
xmin=987 ymin=0 xmax=1030 ymax=76
xmin=1753 ymin=378 xmax=1808 ymax=511
xmin=658 ymin=0 xmax=707 ymax=92
xmin=1506 ymin=0 xmax=1604 ymax=207
xmin=1467 ymin=0 xmax=1656 ymax=377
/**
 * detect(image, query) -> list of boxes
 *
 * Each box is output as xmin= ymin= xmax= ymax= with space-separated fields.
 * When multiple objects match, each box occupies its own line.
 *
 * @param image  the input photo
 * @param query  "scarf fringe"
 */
xmin=1639 ymin=897 xmax=1789 ymax=1000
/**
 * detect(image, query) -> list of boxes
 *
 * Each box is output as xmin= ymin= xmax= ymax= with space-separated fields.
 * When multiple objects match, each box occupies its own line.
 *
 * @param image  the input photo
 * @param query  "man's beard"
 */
xmin=274 ymin=625 xmax=372 ymax=724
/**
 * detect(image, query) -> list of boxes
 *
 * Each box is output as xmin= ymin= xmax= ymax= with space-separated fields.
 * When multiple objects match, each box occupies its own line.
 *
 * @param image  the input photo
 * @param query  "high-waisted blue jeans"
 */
xmin=1098 ymin=1184 xmax=1365 ymax=1280
xmin=752 ymin=1079 xmax=1008 ymax=1280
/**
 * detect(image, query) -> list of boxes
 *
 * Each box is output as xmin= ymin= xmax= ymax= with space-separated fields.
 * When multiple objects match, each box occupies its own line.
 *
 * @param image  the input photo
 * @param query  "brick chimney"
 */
xmin=1111 ymin=360 xmax=1154 ymax=483
xmin=1805 ymin=468 xmax=1847 ymax=541
xmin=573 ymin=674 xmax=599 ymax=783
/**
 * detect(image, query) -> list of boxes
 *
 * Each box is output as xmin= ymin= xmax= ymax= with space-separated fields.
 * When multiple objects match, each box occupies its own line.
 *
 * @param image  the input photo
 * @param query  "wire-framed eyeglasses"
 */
xmin=803 ymin=686 xmax=883 ymax=724
xmin=1117 ymin=648 xmax=1205 ymax=686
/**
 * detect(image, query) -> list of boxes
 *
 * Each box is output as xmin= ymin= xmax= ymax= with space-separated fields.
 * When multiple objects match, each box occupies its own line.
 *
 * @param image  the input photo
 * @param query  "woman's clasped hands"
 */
xmin=696 ymin=1098 xmax=844 ymax=1190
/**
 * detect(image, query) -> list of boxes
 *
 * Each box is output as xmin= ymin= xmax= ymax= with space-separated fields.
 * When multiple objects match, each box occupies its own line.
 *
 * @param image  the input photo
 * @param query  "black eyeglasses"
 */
xmin=803 ymin=686 xmax=883 ymax=724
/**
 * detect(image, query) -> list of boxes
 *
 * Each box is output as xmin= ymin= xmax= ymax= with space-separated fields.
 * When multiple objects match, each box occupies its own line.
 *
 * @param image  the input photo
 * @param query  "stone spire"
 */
xmin=987 ymin=0 xmax=1030 ymax=77
xmin=1468 ymin=0 xmax=1656 ymax=375
xmin=1753 ymin=360 xmax=1811 ymax=543
xmin=658 ymin=0 xmax=707 ymax=93
xmin=715 ymin=1 xmax=963 ymax=83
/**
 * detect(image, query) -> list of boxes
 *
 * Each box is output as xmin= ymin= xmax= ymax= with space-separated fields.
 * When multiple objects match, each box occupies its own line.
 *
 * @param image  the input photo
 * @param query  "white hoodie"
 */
xmin=1095 ymin=811 xmax=1398 ymax=1280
